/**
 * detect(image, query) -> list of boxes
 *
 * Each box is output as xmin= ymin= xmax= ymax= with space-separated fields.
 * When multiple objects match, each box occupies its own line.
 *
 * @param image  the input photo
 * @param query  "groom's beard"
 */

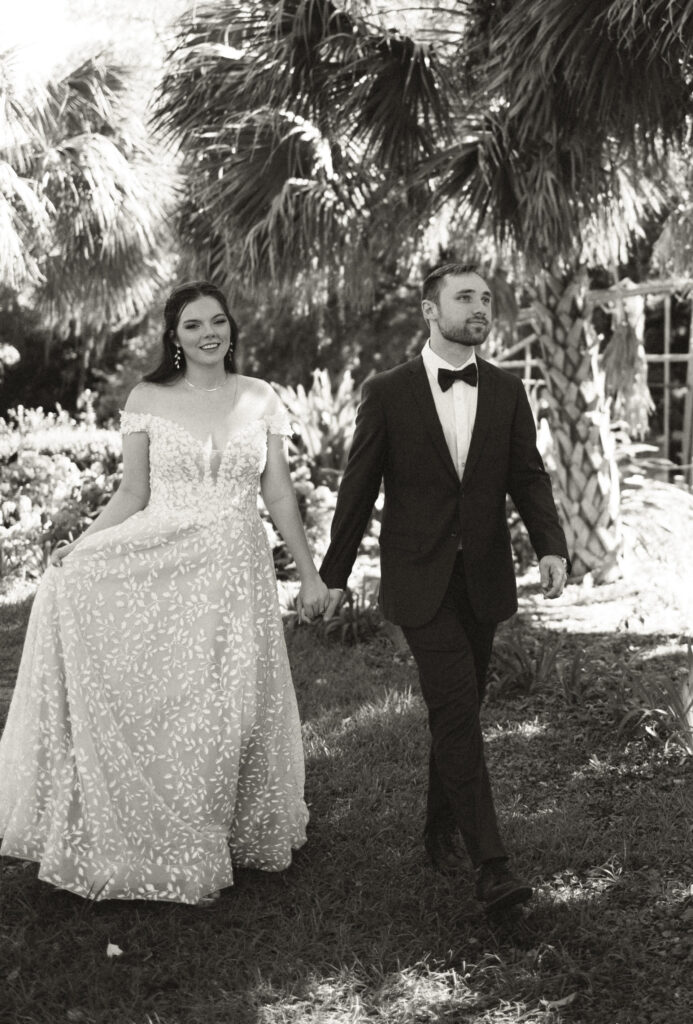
xmin=438 ymin=317 xmax=491 ymax=346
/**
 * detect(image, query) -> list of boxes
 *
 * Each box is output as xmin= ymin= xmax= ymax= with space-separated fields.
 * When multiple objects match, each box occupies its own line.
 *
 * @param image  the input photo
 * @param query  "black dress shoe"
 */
xmin=476 ymin=859 xmax=533 ymax=914
xmin=424 ymin=830 xmax=466 ymax=874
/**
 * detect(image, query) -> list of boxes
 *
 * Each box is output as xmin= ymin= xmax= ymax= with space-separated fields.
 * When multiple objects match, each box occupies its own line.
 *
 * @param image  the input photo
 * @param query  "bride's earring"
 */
xmin=174 ymin=346 xmax=182 ymax=370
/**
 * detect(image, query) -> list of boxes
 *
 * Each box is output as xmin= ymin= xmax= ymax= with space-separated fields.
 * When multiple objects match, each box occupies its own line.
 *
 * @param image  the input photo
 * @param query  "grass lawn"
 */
xmin=1 ymin=563 xmax=692 ymax=1024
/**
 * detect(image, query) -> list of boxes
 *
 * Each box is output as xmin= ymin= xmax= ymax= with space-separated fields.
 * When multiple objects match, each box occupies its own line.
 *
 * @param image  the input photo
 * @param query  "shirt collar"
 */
xmin=422 ymin=340 xmax=478 ymax=374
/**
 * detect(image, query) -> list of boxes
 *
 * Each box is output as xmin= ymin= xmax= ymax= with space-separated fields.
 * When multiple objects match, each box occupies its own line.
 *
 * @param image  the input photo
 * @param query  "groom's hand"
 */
xmin=540 ymin=555 xmax=568 ymax=599
xmin=323 ymin=588 xmax=344 ymax=622
xmin=297 ymin=576 xmax=330 ymax=624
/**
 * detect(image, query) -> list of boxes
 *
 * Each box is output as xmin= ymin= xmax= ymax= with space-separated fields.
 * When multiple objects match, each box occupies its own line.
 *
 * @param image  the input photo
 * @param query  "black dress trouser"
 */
xmin=401 ymin=552 xmax=507 ymax=867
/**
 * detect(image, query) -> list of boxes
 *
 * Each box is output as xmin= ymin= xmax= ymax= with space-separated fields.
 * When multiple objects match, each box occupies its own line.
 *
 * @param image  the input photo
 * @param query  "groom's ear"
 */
xmin=421 ymin=299 xmax=437 ymax=323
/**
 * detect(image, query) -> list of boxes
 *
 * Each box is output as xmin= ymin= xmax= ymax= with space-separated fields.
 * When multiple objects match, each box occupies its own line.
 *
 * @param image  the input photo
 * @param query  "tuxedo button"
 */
xmin=450 ymin=531 xmax=458 ymax=538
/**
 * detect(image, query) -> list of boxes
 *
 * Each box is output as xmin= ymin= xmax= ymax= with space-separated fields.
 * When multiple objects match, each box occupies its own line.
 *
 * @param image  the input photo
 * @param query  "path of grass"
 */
xmin=1 ymin=587 xmax=691 ymax=1024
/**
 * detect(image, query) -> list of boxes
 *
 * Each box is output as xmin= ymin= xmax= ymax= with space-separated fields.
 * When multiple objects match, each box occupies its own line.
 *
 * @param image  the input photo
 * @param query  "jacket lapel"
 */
xmin=406 ymin=356 xmax=459 ymax=482
xmin=461 ymin=357 xmax=496 ymax=486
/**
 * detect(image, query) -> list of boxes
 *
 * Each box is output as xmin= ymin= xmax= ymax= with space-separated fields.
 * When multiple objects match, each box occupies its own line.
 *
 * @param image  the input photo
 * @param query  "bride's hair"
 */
xmin=143 ymin=281 xmax=239 ymax=384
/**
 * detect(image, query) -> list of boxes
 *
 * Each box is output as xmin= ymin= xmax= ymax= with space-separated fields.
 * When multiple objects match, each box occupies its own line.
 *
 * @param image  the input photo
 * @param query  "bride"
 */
xmin=0 ymin=281 xmax=329 ymax=904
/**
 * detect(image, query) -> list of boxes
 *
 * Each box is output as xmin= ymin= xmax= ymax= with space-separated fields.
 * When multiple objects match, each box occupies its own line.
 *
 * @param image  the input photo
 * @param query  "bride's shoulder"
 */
xmin=235 ymin=374 xmax=278 ymax=410
xmin=124 ymin=381 xmax=168 ymax=414
xmin=235 ymin=373 xmax=272 ymax=396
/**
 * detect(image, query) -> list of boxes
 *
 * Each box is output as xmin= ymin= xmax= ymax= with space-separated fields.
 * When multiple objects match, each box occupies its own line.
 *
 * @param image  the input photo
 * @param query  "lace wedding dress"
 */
xmin=0 ymin=398 xmax=308 ymax=903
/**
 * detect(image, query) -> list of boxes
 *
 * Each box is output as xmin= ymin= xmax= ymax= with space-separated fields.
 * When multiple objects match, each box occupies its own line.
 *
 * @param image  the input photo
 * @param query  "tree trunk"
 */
xmin=531 ymin=268 xmax=622 ymax=581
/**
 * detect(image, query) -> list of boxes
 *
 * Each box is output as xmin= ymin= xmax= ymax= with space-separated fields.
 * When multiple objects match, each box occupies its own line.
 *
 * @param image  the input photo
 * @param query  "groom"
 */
xmin=319 ymin=263 xmax=571 ymax=914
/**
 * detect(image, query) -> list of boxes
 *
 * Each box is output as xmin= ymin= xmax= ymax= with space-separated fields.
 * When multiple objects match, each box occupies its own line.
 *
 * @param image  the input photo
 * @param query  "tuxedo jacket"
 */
xmin=319 ymin=354 xmax=570 ymax=627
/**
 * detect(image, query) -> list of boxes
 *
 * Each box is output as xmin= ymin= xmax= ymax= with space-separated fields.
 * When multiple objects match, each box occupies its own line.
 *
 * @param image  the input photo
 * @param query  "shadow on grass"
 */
xmin=1 ymin=624 xmax=692 ymax=1024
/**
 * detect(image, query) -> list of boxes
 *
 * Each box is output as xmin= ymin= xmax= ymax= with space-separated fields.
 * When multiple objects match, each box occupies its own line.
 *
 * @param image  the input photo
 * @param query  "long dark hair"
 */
xmin=143 ymin=281 xmax=239 ymax=385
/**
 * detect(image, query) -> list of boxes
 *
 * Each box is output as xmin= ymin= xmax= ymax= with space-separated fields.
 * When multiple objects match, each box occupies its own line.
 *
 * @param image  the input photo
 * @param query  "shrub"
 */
xmin=268 ymin=370 xmax=381 ymax=575
xmin=0 ymin=378 xmax=379 ymax=590
xmin=616 ymin=641 xmax=693 ymax=755
xmin=273 ymin=368 xmax=363 ymax=487
xmin=0 ymin=401 xmax=121 ymax=583
xmin=488 ymin=631 xmax=564 ymax=697
xmin=319 ymin=584 xmax=384 ymax=645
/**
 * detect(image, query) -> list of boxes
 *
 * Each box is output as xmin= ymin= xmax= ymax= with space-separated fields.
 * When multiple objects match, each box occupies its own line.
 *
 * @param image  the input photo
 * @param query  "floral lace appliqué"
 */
xmin=0 ymin=399 xmax=308 ymax=903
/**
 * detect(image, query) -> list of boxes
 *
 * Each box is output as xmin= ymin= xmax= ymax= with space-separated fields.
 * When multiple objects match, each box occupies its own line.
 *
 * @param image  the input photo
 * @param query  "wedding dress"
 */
xmin=0 ymin=398 xmax=308 ymax=902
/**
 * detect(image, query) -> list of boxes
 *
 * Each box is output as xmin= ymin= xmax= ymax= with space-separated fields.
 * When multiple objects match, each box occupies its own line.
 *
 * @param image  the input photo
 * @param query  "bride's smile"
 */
xmin=0 ymin=281 xmax=328 ymax=906
xmin=175 ymin=295 xmax=232 ymax=386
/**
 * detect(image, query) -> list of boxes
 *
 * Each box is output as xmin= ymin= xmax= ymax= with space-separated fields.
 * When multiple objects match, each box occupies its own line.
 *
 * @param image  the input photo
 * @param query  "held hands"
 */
xmin=322 ymin=588 xmax=344 ymax=622
xmin=540 ymin=555 xmax=568 ymax=599
xmin=296 ymin=575 xmax=331 ymax=624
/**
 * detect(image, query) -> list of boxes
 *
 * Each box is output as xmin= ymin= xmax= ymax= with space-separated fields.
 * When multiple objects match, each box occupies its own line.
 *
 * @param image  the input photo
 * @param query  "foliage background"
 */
xmin=1 ymin=5 xmax=693 ymax=1024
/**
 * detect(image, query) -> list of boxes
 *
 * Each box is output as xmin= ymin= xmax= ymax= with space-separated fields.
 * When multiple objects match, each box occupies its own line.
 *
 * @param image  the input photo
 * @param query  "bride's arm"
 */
xmin=260 ymin=434 xmax=329 ymax=619
xmin=50 ymin=426 xmax=151 ymax=565
xmin=80 ymin=432 xmax=150 ymax=539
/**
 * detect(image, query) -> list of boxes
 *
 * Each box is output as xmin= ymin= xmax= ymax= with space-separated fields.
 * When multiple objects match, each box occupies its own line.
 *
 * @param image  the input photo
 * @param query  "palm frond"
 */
xmin=650 ymin=142 xmax=693 ymax=276
xmin=0 ymin=50 xmax=44 ymax=174
xmin=0 ymin=51 xmax=180 ymax=332
xmin=579 ymin=159 xmax=667 ymax=267
xmin=0 ymin=54 xmax=52 ymax=290
xmin=156 ymin=1 xmax=359 ymax=148
xmin=173 ymin=101 xmax=412 ymax=305
xmin=156 ymin=0 xmax=693 ymax=287
xmin=424 ymin=80 xmax=674 ymax=267
xmin=486 ymin=0 xmax=691 ymax=154
xmin=0 ymin=163 xmax=48 ymax=290
xmin=345 ymin=32 xmax=450 ymax=169
xmin=605 ymin=0 xmax=693 ymax=63
xmin=651 ymin=205 xmax=693 ymax=277
xmin=154 ymin=0 xmax=447 ymax=298
xmin=35 ymin=129 xmax=176 ymax=328
xmin=39 ymin=55 xmax=129 ymax=140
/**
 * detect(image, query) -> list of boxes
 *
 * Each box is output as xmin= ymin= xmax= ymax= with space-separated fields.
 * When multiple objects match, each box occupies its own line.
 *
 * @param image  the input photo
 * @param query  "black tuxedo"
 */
xmin=321 ymin=355 xmax=570 ymax=620
xmin=320 ymin=354 xmax=570 ymax=865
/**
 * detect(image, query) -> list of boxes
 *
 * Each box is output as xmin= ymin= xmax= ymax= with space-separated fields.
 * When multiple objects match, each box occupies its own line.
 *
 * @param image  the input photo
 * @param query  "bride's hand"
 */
xmin=297 ymin=575 xmax=330 ymax=623
xmin=49 ymin=540 xmax=77 ymax=568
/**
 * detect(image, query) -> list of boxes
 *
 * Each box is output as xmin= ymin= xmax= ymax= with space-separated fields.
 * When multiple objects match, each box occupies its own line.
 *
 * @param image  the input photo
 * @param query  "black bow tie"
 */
xmin=437 ymin=364 xmax=478 ymax=391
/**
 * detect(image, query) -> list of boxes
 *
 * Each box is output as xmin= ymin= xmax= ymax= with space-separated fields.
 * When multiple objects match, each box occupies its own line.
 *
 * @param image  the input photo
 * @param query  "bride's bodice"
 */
xmin=120 ymin=410 xmax=291 ymax=521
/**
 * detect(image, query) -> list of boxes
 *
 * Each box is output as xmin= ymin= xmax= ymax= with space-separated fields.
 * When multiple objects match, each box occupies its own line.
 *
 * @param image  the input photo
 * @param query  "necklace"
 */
xmin=183 ymin=376 xmax=227 ymax=393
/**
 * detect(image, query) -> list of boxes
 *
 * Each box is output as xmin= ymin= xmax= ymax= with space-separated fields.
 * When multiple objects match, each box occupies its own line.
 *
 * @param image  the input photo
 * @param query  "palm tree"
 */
xmin=156 ymin=0 xmax=693 ymax=577
xmin=443 ymin=0 xmax=692 ymax=577
xmin=0 ymin=50 xmax=51 ymax=294
xmin=1 ymin=52 xmax=176 ymax=397
xmin=155 ymin=0 xmax=449 ymax=305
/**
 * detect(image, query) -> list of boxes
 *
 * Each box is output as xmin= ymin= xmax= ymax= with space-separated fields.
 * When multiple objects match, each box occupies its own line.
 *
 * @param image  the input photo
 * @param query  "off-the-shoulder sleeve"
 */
xmin=264 ymin=392 xmax=293 ymax=437
xmin=120 ymin=410 xmax=151 ymax=436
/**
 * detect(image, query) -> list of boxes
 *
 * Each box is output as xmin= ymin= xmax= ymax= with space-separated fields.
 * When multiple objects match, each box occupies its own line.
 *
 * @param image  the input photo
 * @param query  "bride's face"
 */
xmin=175 ymin=296 xmax=232 ymax=369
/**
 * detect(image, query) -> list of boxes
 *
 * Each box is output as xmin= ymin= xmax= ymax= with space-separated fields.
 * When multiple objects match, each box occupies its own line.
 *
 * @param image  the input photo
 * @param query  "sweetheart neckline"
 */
xmin=124 ymin=411 xmax=269 ymax=453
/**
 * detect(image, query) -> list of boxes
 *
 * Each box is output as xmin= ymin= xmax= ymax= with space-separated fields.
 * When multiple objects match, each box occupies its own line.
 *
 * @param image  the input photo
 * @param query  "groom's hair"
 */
xmin=422 ymin=263 xmax=483 ymax=306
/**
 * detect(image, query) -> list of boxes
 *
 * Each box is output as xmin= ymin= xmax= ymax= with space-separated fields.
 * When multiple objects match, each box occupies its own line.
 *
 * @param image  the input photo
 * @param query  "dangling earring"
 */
xmin=174 ymin=346 xmax=182 ymax=370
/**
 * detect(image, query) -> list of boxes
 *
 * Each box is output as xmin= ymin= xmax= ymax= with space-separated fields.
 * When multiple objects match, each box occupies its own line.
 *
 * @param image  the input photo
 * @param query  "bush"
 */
xmin=0 ymin=377 xmax=380 ymax=590
xmin=273 ymin=368 xmax=363 ymax=488
xmin=615 ymin=641 xmax=693 ymax=756
xmin=0 ymin=401 xmax=121 ymax=583
xmin=267 ymin=370 xmax=382 ymax=575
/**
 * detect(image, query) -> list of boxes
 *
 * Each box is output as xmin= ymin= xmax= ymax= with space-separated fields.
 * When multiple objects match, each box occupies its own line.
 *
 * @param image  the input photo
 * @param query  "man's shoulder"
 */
xmin=477 ymin=356 xmax=524 ymax=389
xmin=364 ymin=356 xmax=421 ymax=392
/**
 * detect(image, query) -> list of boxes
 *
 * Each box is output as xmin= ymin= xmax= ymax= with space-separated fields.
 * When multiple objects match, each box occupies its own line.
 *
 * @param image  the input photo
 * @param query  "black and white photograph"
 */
xmin=1 ymin=3 xmax=692 ymax=1023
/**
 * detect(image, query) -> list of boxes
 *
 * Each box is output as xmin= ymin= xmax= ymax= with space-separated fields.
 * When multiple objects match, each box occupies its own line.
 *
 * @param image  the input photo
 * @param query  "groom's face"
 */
xmin=425 ymin=272 xmax=493 ymax=346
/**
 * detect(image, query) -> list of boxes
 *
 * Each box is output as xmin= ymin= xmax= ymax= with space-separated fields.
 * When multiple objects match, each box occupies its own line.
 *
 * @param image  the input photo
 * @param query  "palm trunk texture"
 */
xmin=531 ymin=270 xmax=622 ymax=581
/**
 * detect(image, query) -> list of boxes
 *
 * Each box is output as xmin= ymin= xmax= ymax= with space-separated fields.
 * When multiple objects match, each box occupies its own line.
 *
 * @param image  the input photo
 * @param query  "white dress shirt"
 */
xmin=421 ymin=341 xmax=478 ymax=480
